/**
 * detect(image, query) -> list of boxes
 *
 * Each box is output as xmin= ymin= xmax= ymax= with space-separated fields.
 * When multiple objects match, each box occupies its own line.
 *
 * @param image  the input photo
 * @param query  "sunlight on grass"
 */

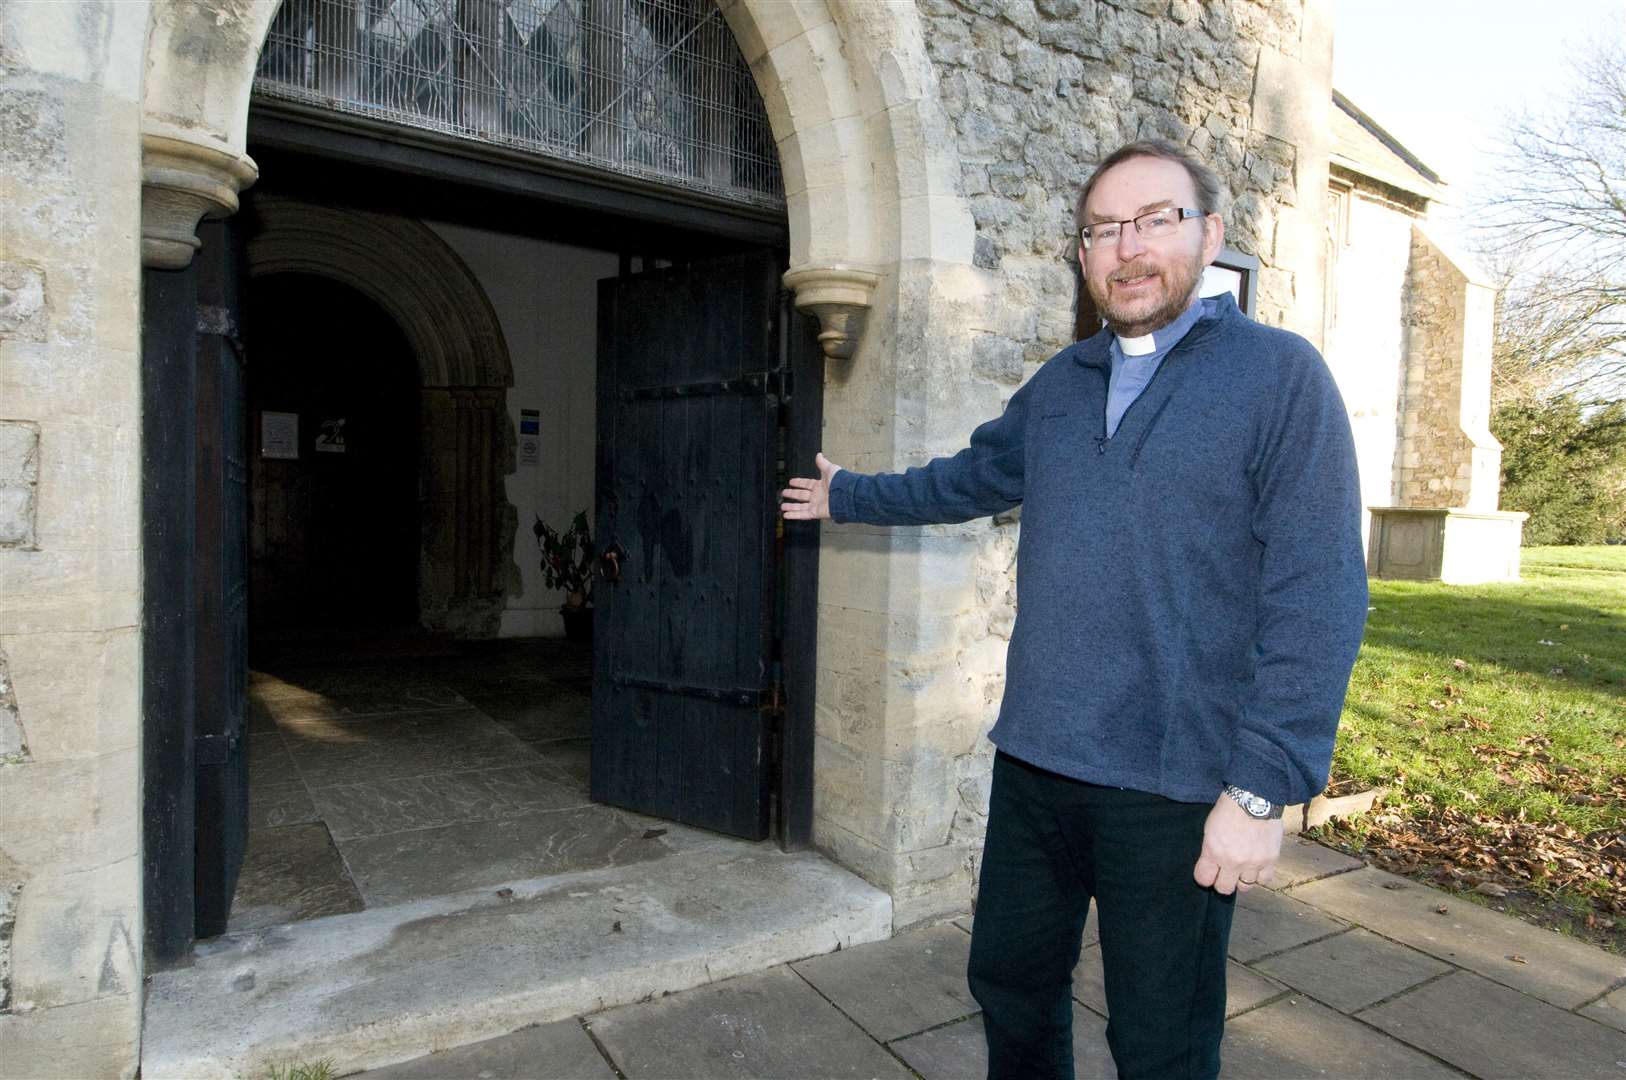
xmin=1327 ymin=546 xmax=1624 ymax=934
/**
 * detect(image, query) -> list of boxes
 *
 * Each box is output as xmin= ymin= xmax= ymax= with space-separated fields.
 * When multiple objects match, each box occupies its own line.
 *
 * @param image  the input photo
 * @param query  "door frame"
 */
xmin=142 ymin=114 xmax=820 ymax=965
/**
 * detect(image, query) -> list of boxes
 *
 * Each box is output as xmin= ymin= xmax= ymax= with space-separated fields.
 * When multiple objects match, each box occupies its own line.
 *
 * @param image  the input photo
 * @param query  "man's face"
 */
xmin=1080 ymin=155 xmax=1225 ymax=338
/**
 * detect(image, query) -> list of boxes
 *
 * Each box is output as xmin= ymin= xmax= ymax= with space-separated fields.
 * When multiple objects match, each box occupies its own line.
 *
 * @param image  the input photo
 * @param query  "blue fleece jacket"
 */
xmin=827 ymin=293 xmax=1368 ymax=807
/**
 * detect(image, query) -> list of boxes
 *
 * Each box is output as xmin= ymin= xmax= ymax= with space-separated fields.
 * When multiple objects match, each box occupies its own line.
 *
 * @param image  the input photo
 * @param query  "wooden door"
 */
xmin=591 ymin=253 xmax=785 ymax=840
xmin=191 ymin=220 xmax=251 ymax=937
xmin=141 ymin=218 xmax=252 ymax=959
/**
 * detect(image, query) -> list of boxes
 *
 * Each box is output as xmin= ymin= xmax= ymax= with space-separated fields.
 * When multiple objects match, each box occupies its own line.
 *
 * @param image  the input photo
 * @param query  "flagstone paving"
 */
xmin=1251 ymin=927 xmax=1454 ymax=1013
xmin=1359 ymin=970 xmax=1626 ymax=1079
xmin=350 ymin=837 xmax=1626 ymax=1080
xmin=1290 ymin=865 xmax=1625 ymax=1009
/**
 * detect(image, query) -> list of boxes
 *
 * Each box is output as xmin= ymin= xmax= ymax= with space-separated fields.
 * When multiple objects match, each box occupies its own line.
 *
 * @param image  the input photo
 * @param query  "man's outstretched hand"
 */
xmin=780 ymin=452 xmax=842 ymax=520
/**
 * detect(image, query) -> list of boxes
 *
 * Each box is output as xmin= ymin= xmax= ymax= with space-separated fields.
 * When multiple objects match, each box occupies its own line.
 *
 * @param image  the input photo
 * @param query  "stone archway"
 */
xmin=138 ymin=0 xmax=974 ymax=362
xmin=139 ymin=0 xmax=987 ymax=919
xmin=246 ymin=196 xmax=518 ymax=636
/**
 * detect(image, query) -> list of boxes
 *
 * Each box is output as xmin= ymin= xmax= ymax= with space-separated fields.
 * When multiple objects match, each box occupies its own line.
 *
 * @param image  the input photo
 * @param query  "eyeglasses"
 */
xmin=1079 ymin=207 xmax=1204 ymax=250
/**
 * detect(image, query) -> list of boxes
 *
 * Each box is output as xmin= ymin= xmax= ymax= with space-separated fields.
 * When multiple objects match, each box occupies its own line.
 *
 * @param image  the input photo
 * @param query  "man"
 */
xmin=780 ymin=140 xmax=1368 ymax=1079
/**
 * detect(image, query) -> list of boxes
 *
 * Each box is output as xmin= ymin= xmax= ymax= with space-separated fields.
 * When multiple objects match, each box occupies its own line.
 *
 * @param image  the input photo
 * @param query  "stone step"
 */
xmin=141 ymin=843 xmax=891 ymax=1079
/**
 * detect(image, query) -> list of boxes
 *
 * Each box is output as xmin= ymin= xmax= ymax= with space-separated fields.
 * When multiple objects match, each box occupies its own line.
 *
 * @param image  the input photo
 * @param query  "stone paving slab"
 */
xmin=310 ymin=763 xmax=587 ymax=841
xmin=790 ymin=922 xmax=977 ymax=1042
xmin=250 ymin=677 xmax=468 ymax=722
xmin=470 ymin=688 xmax=592 ymax=743
xmin=336 ymin=804 xmax=670 ymax=907
xmin=1228 ymin=884 xmax=1347 ymax=963
xmin=1359 ymin=970 xmax=1626 ymax=1079
xmin=247 ymin=780 xmax=320 ymax=831
xmin=228 ymin=822 xmax=364 ymax=932
xmin=354 ymin=1019 xmax=615 ymax=1079
xmin=1071 ymin=944 xmax=1285 ymax=1019
xmin=1582 ymin=984 xmax=1626 ymax=1033
xmin=280 ymin=708 xmax=546 ymax=787
xmin=1268 ymin=836 xmax=1365 ymax=889
xmin=247 ymin=731 xmax=302 ymax=787
xmin=1253 ymin=927 xmax=1454 ymax=1014
xmin=586 ymin=965 xmax=914 ymax=1078
xmin=888 ymin=1004 xmax=1116 ymax=1080
xmin=1289 ymin=866 xmax=1626 ymax=1009
xmin=143 ymin=845 xmax=891 ymax=1079
xmin=1220 ymin=995 xmax=1462 ymax=1078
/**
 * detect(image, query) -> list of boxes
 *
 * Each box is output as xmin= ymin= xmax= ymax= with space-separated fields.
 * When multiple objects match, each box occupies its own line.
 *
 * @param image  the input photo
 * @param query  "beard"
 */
xmin=1087 ymin=247 xmax=1206 ymax=338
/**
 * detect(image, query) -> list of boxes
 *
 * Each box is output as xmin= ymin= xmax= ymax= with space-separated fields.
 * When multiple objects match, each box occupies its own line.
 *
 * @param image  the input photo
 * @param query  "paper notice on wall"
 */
xmin=519 ymin=408 xmax=540 ymax=466
xmin=261 ymin=411 xmax=299 ymax=459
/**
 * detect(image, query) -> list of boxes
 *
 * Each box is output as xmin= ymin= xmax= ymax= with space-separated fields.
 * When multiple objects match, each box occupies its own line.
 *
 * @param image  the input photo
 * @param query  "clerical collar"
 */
xmin=1113 ymin=298 xmax=1204 ymax=359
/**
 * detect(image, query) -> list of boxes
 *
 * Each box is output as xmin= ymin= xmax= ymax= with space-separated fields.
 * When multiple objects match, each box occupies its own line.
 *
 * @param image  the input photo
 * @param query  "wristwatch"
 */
xmin=1223 ymin=784 xmax=1283 ymax=820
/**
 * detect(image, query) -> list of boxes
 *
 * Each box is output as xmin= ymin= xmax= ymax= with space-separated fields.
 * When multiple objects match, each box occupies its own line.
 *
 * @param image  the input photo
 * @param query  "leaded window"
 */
xmin=254 ymin=0 xmax=784 ymax=210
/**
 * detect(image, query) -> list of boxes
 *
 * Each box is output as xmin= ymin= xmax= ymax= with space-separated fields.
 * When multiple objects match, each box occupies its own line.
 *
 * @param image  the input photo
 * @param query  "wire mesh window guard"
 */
xmin=254 ymin=0 xmax=784 ymax=210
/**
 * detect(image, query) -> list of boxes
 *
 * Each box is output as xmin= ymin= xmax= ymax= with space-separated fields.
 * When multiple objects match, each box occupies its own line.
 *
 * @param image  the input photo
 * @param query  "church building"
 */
xmin=0 ymin=1 xmax=1517 ymax=1075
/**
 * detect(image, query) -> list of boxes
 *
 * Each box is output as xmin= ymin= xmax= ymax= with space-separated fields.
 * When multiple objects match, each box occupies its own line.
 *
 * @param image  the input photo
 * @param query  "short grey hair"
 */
xmin=1075 ymin=139 xmax=1227 ymax=225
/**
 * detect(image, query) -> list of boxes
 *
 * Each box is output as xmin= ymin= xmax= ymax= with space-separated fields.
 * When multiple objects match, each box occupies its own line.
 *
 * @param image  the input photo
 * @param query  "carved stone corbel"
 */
xmin=782 ymin=265 xmax=881 ymax=360
xmin=141 ymin=134 xmax=259 ymax=269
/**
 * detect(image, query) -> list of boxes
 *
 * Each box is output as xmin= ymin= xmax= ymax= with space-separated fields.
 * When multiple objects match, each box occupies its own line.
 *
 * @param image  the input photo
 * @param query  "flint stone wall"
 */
xmin=815 ymin=0 xmax=1332 ymax=925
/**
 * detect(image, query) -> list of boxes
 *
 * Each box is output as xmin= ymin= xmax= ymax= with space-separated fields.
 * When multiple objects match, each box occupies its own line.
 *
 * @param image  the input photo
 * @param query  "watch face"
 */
xmin=1228 ymin=785 xmax=1272 ymax=817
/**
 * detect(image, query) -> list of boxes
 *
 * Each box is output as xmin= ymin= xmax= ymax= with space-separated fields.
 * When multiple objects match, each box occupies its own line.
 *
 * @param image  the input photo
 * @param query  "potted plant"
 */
xmin=534 ymin=510 xmax=594 ymax=641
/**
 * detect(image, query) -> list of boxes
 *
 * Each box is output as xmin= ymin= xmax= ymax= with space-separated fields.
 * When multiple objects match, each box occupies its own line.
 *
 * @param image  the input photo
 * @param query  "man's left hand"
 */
xmin=1193 ymin=793 xmax=1284 ymax=895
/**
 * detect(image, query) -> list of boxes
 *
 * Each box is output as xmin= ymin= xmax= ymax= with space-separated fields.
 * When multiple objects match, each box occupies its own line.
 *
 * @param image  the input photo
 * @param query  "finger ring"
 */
xmin=1239 ymin=878 xmax=1257 ymax=885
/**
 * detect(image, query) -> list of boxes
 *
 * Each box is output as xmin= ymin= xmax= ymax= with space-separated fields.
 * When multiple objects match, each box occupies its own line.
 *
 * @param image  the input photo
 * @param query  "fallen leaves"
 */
xmin=1321 ymin=804 xmax=1626 ymax=919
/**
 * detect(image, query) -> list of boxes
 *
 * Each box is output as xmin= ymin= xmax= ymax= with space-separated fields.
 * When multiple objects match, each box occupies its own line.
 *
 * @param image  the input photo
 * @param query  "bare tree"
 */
xmin=1476 ymin=35 xmax=1625 ymax=407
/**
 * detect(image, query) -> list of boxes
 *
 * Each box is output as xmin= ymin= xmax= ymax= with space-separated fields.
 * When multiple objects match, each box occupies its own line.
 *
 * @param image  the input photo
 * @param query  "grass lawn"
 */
xmin=1315 ymin=545 xmax=1625 ymax=952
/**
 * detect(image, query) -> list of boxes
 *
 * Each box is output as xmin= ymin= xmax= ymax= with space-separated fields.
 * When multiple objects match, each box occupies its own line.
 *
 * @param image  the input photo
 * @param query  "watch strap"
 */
xmin=1223 ymin=783 xmax=1284 ymax=820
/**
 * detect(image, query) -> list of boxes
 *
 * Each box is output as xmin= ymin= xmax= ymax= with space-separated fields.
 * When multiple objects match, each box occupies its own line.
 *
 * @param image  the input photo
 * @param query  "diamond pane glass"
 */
xmin=254 ymin=0 xmax=784 ymax=210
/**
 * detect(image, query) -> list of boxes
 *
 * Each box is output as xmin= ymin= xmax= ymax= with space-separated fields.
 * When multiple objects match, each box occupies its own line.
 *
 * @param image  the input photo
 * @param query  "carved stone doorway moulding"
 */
xmin=137 ymin=0 xmax=972 ymax=364
xmin=245 ymin=197 xmax=517 ymax=637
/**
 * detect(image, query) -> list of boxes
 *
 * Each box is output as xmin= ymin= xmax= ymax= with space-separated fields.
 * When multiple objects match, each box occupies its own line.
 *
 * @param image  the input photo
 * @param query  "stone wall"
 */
xmin=923 ymin=0 xmax=1332 ymax=348
xmin=0 ymin=2 xmax=149 ymax=1076
xmin=811 ymin=0 xmax=1334 ymax=925
xmin=1397 ymin=223 xmax=1502 ymax=511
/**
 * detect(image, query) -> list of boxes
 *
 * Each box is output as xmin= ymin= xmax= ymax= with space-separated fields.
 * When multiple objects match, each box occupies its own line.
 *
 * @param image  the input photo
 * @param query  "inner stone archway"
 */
xmin=245 ymin=195 xmax=518 ymax=636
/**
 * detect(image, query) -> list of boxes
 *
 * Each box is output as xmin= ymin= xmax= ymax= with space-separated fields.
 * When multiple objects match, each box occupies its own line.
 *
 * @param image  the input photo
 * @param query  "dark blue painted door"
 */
xmin=592 ymin=253 xmax=782 ymax=840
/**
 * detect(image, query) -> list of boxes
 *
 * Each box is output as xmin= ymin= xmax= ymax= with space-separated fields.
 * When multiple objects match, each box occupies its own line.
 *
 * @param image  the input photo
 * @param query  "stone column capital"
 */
xmin=141 ymin=134 xmax=259 ymax=270
xmin=782 ymin=264 xmax=882 ymax=360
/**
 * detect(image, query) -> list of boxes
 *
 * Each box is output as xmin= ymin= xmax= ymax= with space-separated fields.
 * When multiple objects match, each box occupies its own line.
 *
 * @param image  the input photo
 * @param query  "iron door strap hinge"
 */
xmin=610 ymin=674 xmax=762 ymax=708
xmin=619 ymin=370 xmax=784 ymax=402
xmin=196 ymin=731 xmax=240 ymax=766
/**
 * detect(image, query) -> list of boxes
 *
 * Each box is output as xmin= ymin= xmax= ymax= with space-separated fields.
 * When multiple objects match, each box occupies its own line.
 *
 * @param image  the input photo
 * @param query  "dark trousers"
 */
xmin=967 ymin=752 xmax=1235 ymax=1080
